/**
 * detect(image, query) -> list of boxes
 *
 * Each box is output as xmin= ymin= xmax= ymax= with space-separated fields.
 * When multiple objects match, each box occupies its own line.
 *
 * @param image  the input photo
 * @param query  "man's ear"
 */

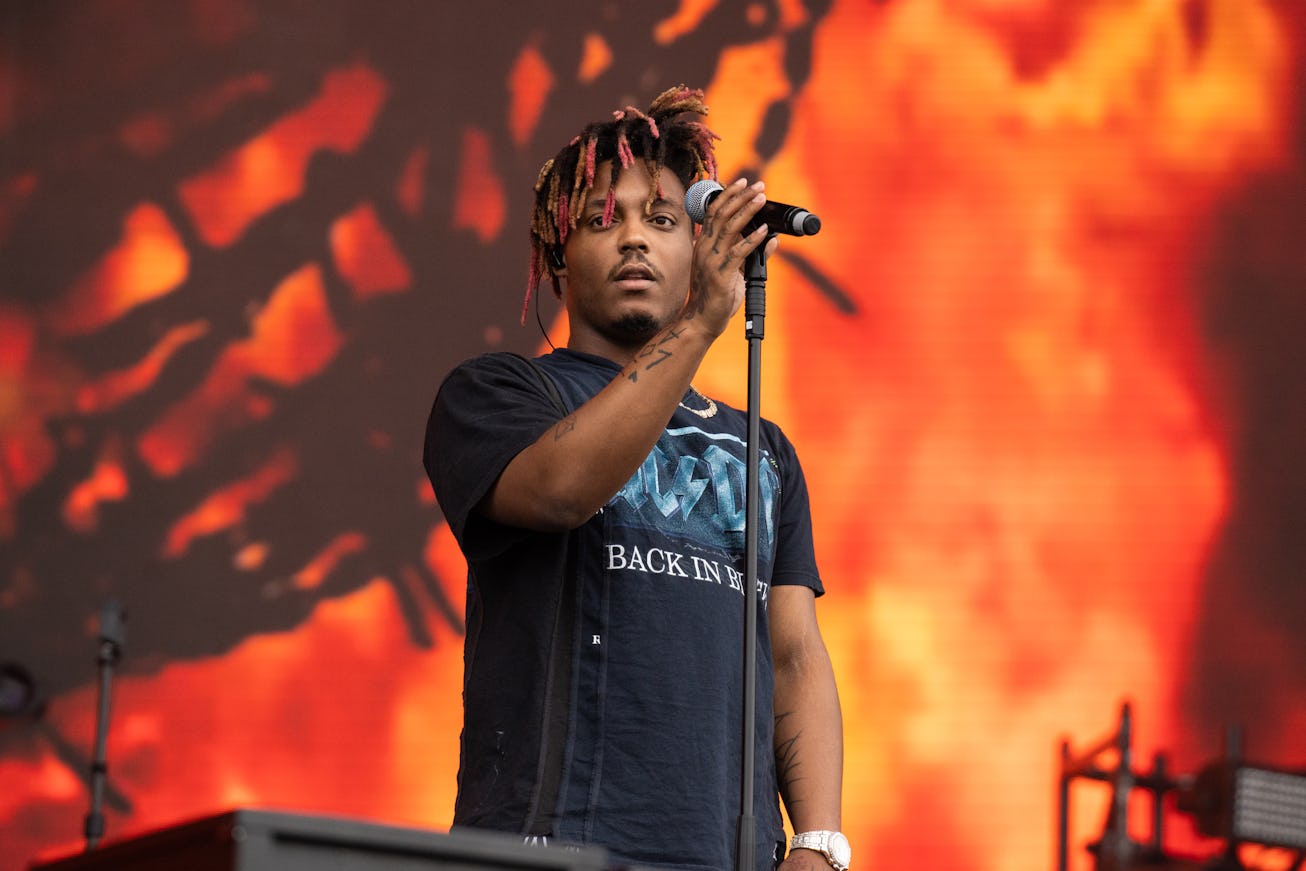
xmin=548 ymin=246 xmax=567 ymax=276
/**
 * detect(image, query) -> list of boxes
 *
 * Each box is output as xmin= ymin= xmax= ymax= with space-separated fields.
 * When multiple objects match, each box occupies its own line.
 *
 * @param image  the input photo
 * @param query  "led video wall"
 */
xmin=2 ymin=2 xmax=1304 ymax=869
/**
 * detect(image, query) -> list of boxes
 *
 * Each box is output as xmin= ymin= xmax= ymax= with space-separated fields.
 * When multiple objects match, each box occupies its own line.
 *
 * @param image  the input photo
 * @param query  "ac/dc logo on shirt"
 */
xmin=608 ymin=424 xmax=781 ymax=557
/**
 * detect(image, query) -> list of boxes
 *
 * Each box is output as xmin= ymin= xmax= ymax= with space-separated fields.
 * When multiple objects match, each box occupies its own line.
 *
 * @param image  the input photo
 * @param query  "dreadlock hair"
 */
xmin=523 ymin=85 xmax=720 ymax=323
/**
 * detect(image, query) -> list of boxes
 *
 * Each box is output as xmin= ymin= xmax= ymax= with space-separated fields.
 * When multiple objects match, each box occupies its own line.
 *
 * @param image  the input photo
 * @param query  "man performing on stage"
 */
xmin=425 ymin=85 xmax=846 ymax=871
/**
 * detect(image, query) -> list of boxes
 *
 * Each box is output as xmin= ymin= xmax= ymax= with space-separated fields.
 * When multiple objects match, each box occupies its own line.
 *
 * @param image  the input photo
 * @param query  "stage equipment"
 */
xmin=684 ymin=183 xmax=822 ymax=871
xmin=1058 ymin=702 xmax=1183 ymax=870
xmin=0 ymin=661 xmax=42 ymax=719
xmin=29 ymin=808 xmax=612 ymax=871
xmin=84 ymin=600 xmax=126 ymax=851
xmin=1059 ymin=703 xmax=1306 ymax=871
xmin=0 ymin=655 xmax=132 ymax=816
xmin=1177 ymin=726 xmax=1306 ymax=853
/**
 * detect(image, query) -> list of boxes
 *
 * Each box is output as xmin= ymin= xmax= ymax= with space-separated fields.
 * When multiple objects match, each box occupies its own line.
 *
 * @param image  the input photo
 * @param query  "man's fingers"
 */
xmin=701 ymin=179 xmax=769 ymax=260
xmin=708 ymin=178 xmax=765 ymax=228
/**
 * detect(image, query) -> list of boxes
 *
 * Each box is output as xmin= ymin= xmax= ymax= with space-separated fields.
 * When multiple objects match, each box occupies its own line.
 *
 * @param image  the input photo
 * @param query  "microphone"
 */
xmin=684 ymin=179 xmax=821 ymax=237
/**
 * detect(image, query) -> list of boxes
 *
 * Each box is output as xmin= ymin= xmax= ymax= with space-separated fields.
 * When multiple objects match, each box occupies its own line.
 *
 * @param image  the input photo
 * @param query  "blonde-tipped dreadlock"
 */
xmin=522 ymin=85 xmax=720 ymax=323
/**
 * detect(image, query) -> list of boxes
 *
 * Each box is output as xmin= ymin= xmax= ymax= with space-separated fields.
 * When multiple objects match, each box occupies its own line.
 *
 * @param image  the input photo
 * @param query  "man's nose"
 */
xmin=617 ymin=220 xmax=649 ymax=252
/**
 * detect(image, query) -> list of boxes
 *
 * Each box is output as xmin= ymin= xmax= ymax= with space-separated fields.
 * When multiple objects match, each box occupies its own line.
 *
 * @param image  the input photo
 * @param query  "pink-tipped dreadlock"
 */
xmin=522 ymin=85 xmax=720 ymax=324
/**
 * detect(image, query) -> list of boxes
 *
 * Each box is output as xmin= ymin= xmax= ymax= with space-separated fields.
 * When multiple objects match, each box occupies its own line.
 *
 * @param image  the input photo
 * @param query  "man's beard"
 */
xmin=608 ymin=312 xmax=661 ymax=344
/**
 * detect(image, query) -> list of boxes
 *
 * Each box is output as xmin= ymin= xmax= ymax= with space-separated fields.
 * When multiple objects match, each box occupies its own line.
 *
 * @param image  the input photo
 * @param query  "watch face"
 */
xmin=829 ymin=832 xmax=852 ymax=866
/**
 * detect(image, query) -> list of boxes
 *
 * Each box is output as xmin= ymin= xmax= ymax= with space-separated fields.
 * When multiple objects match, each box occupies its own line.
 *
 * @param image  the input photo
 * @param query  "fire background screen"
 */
xmin=2 ymin=1 xmax=1304 ymax=869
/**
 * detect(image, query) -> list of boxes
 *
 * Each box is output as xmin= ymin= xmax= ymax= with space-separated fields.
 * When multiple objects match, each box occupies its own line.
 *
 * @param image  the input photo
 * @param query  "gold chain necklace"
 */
xmin=679 ymin=386 xmax=718 ymax=419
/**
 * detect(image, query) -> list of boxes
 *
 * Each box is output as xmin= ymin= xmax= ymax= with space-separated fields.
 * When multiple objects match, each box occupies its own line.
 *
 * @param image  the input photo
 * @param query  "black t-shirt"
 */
xmin=424 ymin=348 xmax=823 ymax=871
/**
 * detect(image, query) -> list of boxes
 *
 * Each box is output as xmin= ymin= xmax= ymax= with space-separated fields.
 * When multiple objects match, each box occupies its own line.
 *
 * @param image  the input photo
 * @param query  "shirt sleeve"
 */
xmin=766 ymin=422 xmax=825 ymax=596
xmin=423 ymin=353 xmax=565 ymax=558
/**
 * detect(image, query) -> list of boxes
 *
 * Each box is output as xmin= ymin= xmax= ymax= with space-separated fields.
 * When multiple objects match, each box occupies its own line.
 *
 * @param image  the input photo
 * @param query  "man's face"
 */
xmin=560 ymin=160 xmax=693 ymax=356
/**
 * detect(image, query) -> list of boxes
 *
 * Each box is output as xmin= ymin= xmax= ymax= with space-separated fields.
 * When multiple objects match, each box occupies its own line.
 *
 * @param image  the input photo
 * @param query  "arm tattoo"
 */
xmin=659 ymin=326 xmax=684 ymax=344
xmin=624 ymin=327 xmax=682 ymax=381
xmin=687 ymin=269 xmax=708 ymax=317
xmin=553 ymin=415 xmax=577 ymax=441
xmin=634 ymin=337 xmax=675 ymax=370
xmin=643 ymin=348 xmax=673 ymax=370
xmin=774 ymin=711 xmax=805 ymax=804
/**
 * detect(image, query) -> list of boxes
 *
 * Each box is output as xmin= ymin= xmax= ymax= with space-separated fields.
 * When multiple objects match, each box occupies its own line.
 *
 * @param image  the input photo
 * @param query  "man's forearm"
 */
xmin=480 ymin=316 xmax=714 ymax=530
xmin=773 ymin=644 xmax=844 ymax=835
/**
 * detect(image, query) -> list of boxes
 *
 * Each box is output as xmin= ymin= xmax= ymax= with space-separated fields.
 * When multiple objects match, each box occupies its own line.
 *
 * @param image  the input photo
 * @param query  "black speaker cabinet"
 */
xmin=29 ymin=808 xmax=611 ymax=871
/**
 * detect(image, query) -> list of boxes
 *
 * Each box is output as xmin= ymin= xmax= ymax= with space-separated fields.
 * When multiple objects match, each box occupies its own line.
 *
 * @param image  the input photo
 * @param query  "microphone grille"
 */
xmin=684 ymin=179 xmax=723 ymax=224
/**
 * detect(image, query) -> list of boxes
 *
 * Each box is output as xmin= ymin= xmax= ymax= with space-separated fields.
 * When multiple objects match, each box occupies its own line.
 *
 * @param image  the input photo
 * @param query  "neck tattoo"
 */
xmin=679 ymin=386 xmax=718 ymax=419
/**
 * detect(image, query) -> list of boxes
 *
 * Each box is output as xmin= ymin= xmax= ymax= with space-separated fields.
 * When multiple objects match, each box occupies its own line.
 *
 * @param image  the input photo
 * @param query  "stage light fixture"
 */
xmin=1179 ymin=760 xmax=1306 ymax=852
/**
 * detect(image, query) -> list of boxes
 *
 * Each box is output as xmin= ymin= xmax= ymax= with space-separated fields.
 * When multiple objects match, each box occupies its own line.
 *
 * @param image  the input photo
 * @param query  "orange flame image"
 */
xmin=2 ymin=3 xmax=1304 ymax=871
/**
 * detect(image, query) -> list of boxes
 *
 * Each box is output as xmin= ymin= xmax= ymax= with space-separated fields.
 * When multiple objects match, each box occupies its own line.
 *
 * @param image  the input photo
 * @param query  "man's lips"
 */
xmin=609 ymin=260 xmax=658 ymax=285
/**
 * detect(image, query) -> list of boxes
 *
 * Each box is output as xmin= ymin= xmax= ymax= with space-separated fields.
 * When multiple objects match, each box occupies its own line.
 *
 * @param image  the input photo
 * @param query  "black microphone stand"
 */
xmin=84 ymin=599 xmax=125 ymax=852
xmin=735 ymin=236 xmax=776 ymax=871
